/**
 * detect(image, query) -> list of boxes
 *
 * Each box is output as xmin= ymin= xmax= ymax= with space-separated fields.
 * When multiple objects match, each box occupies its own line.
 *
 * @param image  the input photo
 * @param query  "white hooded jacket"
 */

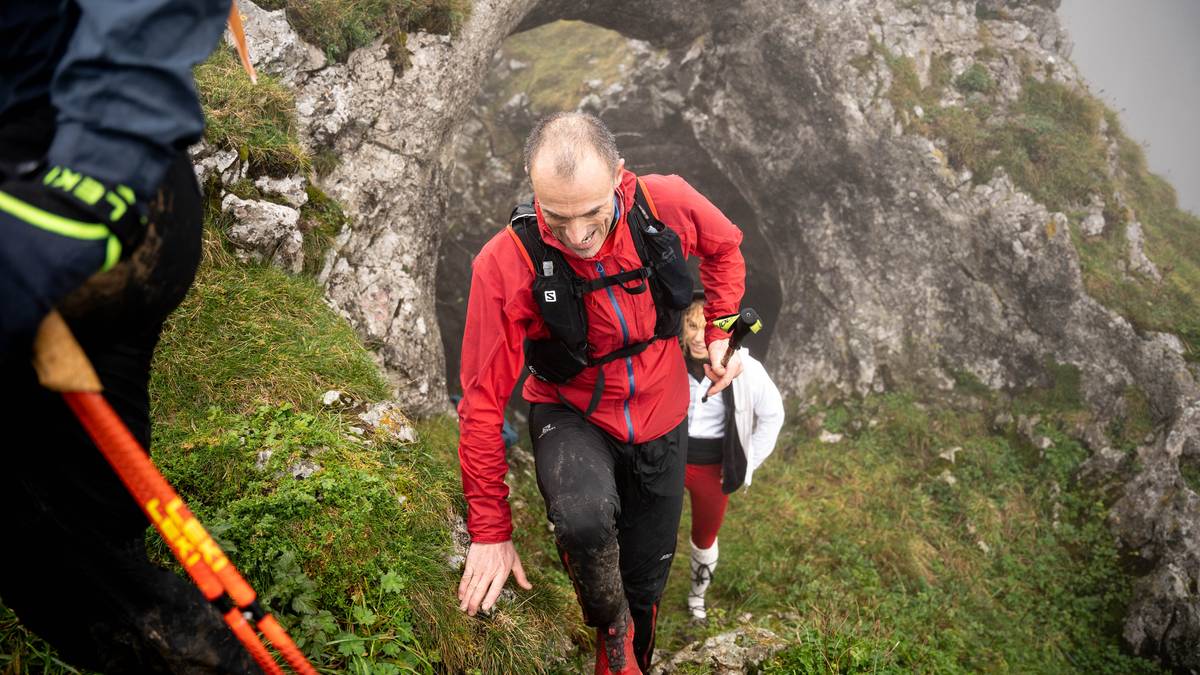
xmin=687 ymin=348 xmax=785 ymax=487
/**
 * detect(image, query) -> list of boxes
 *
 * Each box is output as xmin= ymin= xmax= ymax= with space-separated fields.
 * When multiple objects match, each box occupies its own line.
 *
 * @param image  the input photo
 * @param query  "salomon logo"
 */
xmin=544 ymin=290 xmax=557 ymax=302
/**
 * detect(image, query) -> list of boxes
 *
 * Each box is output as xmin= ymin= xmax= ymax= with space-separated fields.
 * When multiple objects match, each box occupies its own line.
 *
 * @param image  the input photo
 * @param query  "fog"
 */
xmin=1058 ymin=0 xmax=1200 ymax=214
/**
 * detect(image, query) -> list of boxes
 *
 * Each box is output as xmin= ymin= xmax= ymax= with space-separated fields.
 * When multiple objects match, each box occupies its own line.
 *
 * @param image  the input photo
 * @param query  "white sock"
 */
xmin=688 ymin=538 xmax=719 ymax=620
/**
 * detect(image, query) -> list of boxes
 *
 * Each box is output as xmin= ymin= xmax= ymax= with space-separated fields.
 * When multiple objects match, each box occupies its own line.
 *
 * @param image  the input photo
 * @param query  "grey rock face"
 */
xmin=235 ymin=0 xmax=542 ymax=415
xmin=1081 ymin=199 xmax=1107 ymax=237
xmin=191 ymin=142 xmax=241 ymax=184
xmin=220 ymin=193 xmax=304 ymax=273
xmin=226 ymin=1 xmax=325 ymax=85
xmin=1125 ymin=221 xmax=1163 ymax=282
xmin=1114 ymin=402 xmax=1200 ymax=669
xmin=254 ymin=174 xmax=308 ymax=208
xmin=357 ymin=400 xmax=418 ymax=444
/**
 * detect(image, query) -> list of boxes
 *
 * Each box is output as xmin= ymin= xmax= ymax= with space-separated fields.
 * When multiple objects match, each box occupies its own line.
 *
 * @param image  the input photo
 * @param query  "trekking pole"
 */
xmin=32 ymin=311 xmax=318 ymax=675
xmin=702 ymin=307 xmax=763 ymax=403
xmin=228 ymin=0 xmax=258 ymax=84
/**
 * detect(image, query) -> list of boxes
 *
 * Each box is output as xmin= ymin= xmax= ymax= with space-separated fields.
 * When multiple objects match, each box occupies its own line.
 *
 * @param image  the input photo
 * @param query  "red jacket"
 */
xmin=457 ymin=169 xmax=745 ymax=542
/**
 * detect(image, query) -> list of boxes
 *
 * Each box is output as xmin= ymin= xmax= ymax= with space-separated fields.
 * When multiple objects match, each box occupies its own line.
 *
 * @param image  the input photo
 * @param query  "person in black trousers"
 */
xmin=0 ymin=1 xmax=261 ymax=671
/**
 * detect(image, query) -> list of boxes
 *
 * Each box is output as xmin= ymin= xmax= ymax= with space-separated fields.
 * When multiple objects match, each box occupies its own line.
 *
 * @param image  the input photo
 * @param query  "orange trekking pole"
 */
xmin=32 ymin=311 xmax=317 ymax=675
xmin=228 ymin=0 xmax=258 ymax=84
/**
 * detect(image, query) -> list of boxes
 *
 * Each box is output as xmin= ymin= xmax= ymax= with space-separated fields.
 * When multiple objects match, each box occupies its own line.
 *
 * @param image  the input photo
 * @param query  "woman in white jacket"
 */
xmin=681 ymin=297 xmax=785 ymax=622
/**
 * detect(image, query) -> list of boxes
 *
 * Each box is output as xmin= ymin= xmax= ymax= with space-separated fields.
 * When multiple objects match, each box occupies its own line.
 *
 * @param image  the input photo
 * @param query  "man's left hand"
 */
xmin=703 ymin=338 xmax=743 ymax=398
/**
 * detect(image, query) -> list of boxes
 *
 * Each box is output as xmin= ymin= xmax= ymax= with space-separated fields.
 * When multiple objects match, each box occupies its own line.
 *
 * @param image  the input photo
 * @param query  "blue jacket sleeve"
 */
xmin=47 ymin=0 xmax=233 ymax=198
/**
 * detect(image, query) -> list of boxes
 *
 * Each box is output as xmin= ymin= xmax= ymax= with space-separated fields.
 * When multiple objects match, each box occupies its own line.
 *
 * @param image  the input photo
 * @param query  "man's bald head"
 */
xmin=523 ymin=112 xmax=621 ymax=179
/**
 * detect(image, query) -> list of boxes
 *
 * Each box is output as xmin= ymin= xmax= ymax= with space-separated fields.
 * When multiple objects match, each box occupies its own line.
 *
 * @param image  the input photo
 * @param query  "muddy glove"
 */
xmin=0 ymin=165 xmax=145 ymax=356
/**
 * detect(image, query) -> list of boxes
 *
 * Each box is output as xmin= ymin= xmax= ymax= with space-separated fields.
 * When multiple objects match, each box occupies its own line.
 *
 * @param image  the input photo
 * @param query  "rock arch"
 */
xmin=437 ymin=20 xmax=784 ymax=395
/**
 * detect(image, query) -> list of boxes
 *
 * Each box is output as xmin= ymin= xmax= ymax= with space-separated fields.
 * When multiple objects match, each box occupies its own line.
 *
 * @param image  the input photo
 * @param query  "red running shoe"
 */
xmin=594 ymin=611 xmax=641 ymax=674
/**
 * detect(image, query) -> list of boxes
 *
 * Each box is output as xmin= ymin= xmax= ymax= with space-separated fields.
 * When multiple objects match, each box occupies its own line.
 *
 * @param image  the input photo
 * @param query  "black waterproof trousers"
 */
xmin=0 ymin=111 xmax=261 ymax=673
xmin=530 ymin=402 xmax=687 ymax=672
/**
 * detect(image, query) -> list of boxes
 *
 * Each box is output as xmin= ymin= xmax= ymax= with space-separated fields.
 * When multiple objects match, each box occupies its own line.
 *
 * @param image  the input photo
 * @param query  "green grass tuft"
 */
xmin=148 ymin=402 xmax=577 ymax=673
xmin=0 ymin=608 xmax=91 ymax=675
xmin=1182 ymin=458 xmax=1200 ymax=496
xmin=1011 ymin=359 xmax=1085 ymax=416
xmin=195 ymin=47 xmax=310 ymax=176
xmin=1107 ymin=386 xmax=1157 ymax=453
xmin=975 ymin=5 xmax=1008 ymax=21
xmin=954 ymin=63 xmax=995 ymax=94
xmin=1081 ymin=117 xmax=1200 ymax=360
xmin=925 ymin=77 xmax=1112 ymax=213
xmin=500 ymin=21 xmax=635 ymax=114
xmin=257 ymin=0 xmax=470 ymax=64
xmin=299 ymin=184 xmax=350 ymax=276
xmin=150 ymin=232 xmax=387 ymax=428
xmin=1 ymin=217 xmax=579 ymax=672
xmin=877 ymin=45 xmax=1200 ymax=360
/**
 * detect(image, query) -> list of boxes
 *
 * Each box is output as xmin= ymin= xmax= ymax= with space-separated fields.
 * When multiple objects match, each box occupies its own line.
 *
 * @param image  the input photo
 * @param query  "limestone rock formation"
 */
xmin=233 ymin=0 xmax=543 ymax=415
xmin=653 ymin=626 xmax=788 ymax=674
xmin=254 ymin=175 xmax=309 ymax=208
xmin=220 ymin=193 xmax=304 ymax=273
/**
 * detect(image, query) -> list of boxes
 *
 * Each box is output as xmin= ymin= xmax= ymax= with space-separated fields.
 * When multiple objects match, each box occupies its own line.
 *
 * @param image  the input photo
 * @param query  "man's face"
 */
xmin=530 ymin=152 xmax=624 ymax=259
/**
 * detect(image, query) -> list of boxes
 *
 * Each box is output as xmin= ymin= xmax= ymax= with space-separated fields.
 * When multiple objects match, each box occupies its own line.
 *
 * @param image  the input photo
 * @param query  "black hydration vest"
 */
xmin=508 ymin=179 xmax=693 ymax=415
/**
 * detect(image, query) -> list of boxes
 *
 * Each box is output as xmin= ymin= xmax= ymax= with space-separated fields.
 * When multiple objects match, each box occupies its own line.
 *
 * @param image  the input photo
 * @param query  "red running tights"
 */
xmin=684 ymin=463 xmax=730 ymax=549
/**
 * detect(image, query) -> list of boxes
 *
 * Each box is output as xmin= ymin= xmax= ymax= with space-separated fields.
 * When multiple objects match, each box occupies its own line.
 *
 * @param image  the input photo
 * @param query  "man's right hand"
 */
xmin=0 ymin=166 xmax=143 ymax=355
xmin=457 ymin=540 xmax=533 ymax=616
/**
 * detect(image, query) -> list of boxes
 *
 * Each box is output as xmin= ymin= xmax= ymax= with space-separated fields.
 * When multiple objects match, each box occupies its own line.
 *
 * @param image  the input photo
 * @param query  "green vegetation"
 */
xmin=1107 ymin=385 xmax=1157 ymax=453
xmin=1080 ymin=115 xmax=1200 ymax=361
xmin=1012 ymin=359 xmax=1086 ymax=416
xmin=196 ymin=47 xmax=310 ymax=176
xmin=925 ymin=77 xmax=1111 ymax=212
xmin=1182 ymin=458 xmax=1200 ymax=496
xmin=152 ymin=235 xmax=385 ymax=425
xmin=0 ymin=258 xmax=1163 ymax=673
xmin=954 ymin=63 xmax=994 ymax=95
xmin=256 ymin=0 xmax=469 ymax=64
xmin=872 ymin=43 xmax=1200 ymax=360
xmin=654 ymin=389 xmax=1163 ymax=673
xmin=873 ymin=41 xmax=952 ymax=117
xmin=149 ymin=232 xmax=577 ymax=673
xmin=975 ymin=5 xmax=1008 ymax=22
xmin=195 ymin=45 xmax=352 ymax=281
xmin=0 ymin=613 xmax=88 ymax=675
xmin=1 ymin=223 xmax=578 ymax=673
xmin=3 ymin=15 xmax=1188 ymax=674
xmin=299 ymin=184 xmax=350 ymax=276
xmin=500 ymin=21 xmax=636 ymax=113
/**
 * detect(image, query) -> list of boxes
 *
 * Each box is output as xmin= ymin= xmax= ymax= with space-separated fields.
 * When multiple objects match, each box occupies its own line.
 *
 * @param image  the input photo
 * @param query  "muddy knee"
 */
xmin=551 ymin=496 xmax=618 ymax=553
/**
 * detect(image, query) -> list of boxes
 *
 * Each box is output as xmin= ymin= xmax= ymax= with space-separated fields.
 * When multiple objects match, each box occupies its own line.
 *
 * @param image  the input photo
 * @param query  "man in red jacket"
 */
xmin=456 ymin=112 xmax=746 ymax=674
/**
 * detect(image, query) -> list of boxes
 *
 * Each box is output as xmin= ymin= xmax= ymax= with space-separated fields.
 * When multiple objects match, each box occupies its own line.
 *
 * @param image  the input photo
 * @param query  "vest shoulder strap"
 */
xmin=508 ymin=203 xmax=554 ymax=277
xmin=506 ymin=224 xmax=536 ymax=275
xmin=627 ymin=181 xmax=660 ymax=268
xmin=636 ymin=177 xmax=660 ymax=219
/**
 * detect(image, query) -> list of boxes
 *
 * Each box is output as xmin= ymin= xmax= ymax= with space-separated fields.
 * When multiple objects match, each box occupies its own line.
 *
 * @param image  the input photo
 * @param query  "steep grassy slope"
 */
xmin=657 ymin=385 xmax=1163 ymax=673
xmin=0 ymin=231 xmax=580 ymax=674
